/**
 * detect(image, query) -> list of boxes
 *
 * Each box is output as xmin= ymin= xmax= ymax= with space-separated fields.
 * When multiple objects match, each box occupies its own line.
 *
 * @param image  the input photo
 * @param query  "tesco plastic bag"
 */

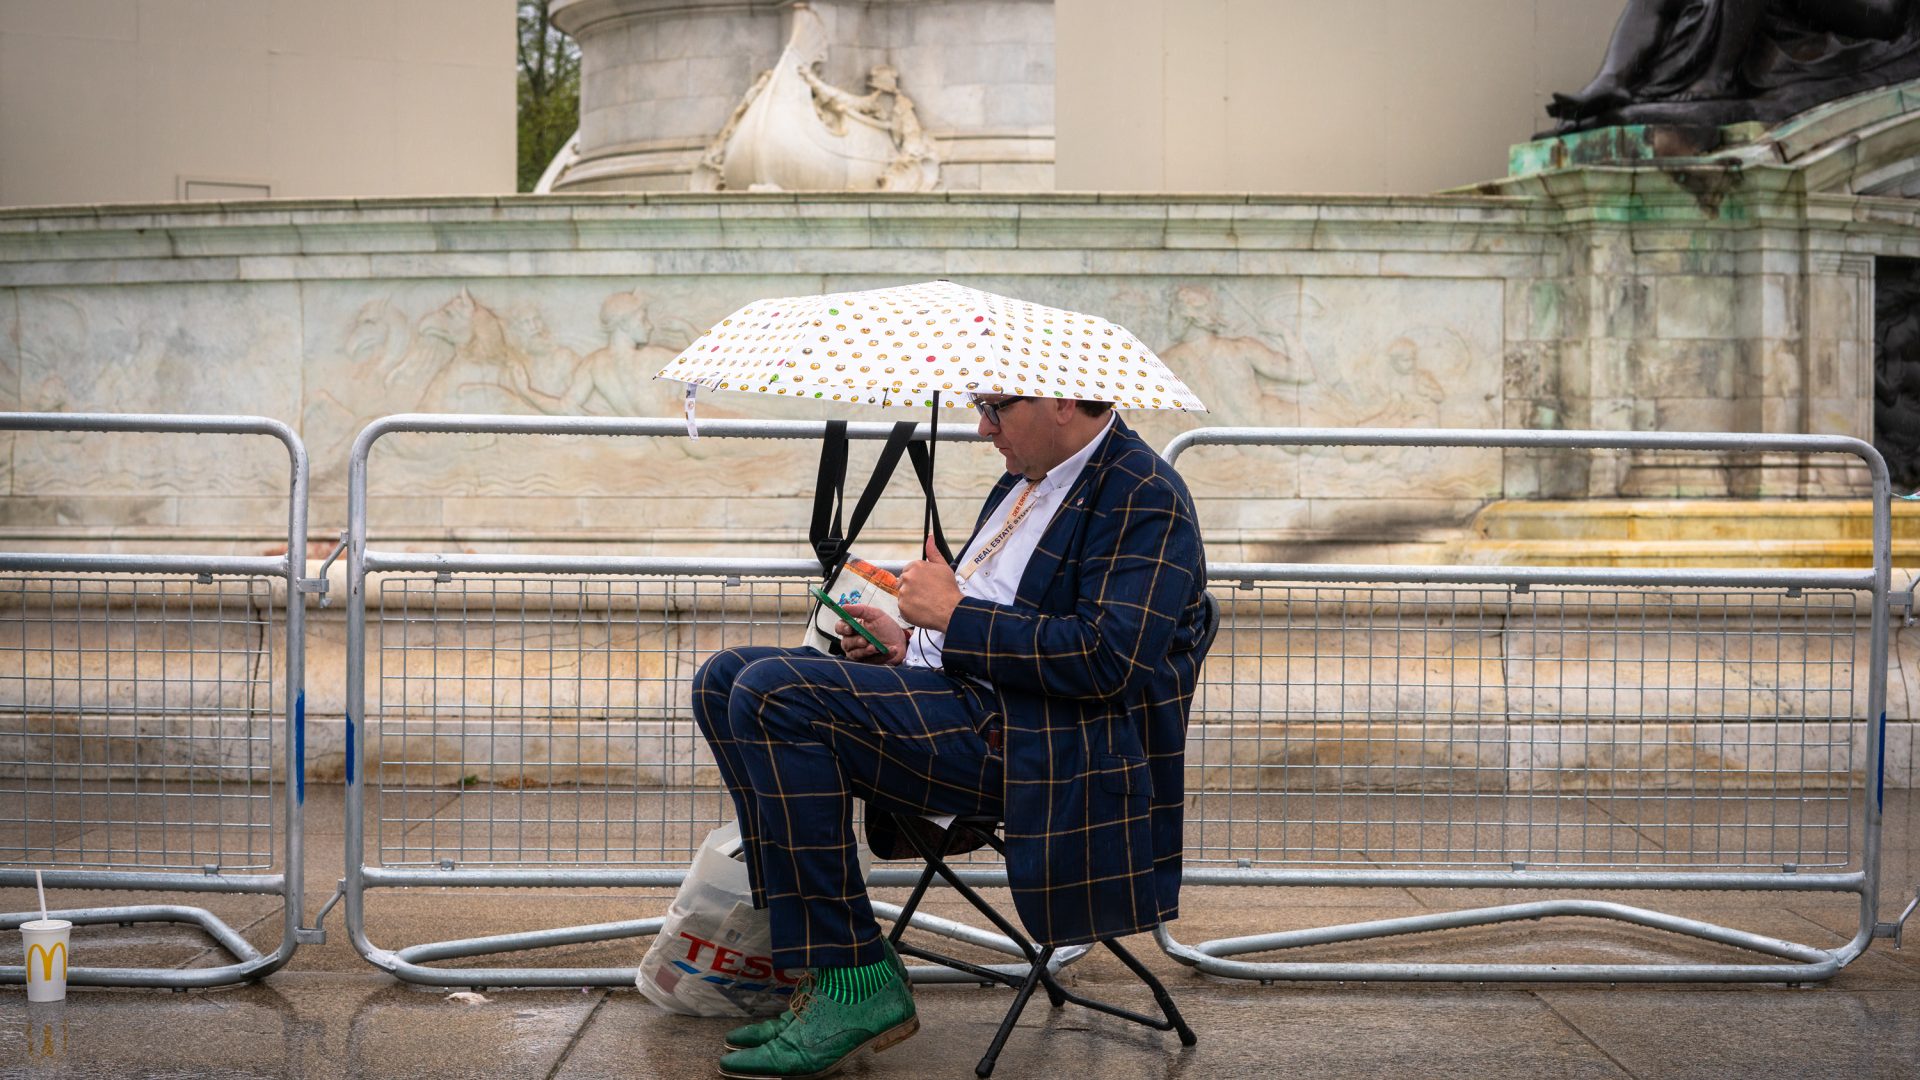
xmin=638 ymin=821 xmax=797 ymax=1017
xmin=641 ymin=821 xmax=822 ymax=1017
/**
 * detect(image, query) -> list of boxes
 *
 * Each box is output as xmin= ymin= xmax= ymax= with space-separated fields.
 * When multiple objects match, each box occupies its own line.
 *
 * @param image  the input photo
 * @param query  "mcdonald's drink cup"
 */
xmin=20 ymin=920 xmax=69 ymax=1002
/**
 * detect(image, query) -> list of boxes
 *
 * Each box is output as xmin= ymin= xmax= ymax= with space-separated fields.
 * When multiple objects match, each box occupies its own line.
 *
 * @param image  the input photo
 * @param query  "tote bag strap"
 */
xmin=829 ymin=421 xmax=917 ymax=572
xmin=809 ymin=422 xmax=953 ymax=578
xmin=808 ymin=421 xmax=851 ymax=575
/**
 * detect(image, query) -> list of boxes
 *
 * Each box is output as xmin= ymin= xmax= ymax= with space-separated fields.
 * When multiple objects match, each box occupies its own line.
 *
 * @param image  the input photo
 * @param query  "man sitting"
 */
xmin=691 ymin=394 xmax=1210 ymax=1079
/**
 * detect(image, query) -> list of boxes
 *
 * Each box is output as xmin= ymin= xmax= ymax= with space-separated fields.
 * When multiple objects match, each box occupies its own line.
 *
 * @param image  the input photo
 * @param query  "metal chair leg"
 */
xmin=1104 ymin=936 xmax=1197 ymax=1046
xmin=976 ymin=945 xmax=1054 ymax=1078
xmin=886 ymin=857 xmax=941 ymax=947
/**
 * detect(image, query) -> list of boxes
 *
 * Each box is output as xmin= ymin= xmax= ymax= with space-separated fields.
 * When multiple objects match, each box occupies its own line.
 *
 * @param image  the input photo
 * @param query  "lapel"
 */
xmin=1013 ymin=416 xmax=1134 ymax=608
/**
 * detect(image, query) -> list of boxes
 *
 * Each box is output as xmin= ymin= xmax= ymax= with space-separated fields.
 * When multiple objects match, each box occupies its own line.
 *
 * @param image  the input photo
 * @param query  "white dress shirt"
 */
xmin=906 ymin=413 xmax=1115 ymax=671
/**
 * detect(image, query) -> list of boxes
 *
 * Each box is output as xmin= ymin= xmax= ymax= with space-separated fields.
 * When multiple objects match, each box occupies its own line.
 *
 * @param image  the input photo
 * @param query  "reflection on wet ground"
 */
xmin=0 ymin=785 xmax=1913 ymax=1078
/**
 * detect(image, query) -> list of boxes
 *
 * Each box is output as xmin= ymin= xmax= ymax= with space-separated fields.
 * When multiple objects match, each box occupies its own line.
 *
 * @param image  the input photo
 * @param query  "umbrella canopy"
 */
xmin=655 ymin=280 xmax=1207 ymax=413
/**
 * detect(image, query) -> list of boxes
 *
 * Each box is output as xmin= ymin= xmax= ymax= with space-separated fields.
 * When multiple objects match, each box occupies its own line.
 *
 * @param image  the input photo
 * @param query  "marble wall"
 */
xmin=0 ymin=189 xmax=1892 ymax=563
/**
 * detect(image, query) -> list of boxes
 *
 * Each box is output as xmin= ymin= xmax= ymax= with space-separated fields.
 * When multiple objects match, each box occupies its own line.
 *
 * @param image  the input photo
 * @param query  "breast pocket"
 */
xmin=1096 ymin=753 xmax=1150 ymax=798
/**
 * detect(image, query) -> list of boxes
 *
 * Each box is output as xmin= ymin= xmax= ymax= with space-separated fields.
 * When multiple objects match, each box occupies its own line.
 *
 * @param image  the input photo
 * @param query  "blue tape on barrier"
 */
xmin=344 ymin=710 xmax=355 ymax=786
xmin=295 ymin=691 xmax=305 ymax=805
xmin=1877 ymin=710 xmax=1887 ymax=812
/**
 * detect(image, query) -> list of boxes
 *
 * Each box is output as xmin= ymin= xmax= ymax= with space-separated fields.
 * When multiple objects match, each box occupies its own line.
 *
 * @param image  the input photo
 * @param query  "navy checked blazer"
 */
xmin=935 ymin=415 xmax=1208 ymax=948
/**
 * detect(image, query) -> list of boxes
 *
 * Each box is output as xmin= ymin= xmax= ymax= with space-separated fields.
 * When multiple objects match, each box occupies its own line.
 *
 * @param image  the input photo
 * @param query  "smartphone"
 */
xmin=809 ymin=584 xmax=891 ymax=658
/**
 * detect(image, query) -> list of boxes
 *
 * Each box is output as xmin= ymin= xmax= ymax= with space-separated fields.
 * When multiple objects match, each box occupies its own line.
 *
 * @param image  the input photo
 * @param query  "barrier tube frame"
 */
xmin=343 ymin=414 xmax=1078 ymax=987
xmin=0 ymin=413 xmax=309 ymax=988
xmin=1154 ymin=426 xmax=1891 ymax=983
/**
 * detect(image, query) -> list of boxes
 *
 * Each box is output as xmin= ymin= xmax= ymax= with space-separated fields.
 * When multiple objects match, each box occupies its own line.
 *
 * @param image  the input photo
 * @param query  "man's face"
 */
xmin=974 ymin=395 xmax=1050 ymax=479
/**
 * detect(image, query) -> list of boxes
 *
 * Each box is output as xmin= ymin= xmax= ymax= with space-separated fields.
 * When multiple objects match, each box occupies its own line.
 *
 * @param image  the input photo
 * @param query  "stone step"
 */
xmin=1457 ymin=538 xmax=1920 ymax=567
xmin=1464 ymin=499 xmax=1920 ymax=567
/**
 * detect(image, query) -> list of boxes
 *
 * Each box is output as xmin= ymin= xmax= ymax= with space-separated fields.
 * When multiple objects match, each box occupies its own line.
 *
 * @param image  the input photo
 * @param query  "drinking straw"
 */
xmin=34 ymin=869 xmax=47 ymax=923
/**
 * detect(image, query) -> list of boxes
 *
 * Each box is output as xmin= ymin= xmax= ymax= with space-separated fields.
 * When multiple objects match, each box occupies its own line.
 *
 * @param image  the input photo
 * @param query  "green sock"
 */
xmin=815 ymin=956 xmax=897 ymax=1004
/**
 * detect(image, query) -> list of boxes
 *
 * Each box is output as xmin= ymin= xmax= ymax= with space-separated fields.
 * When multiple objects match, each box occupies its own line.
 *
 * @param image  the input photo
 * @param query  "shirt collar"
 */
xmin=1032 ymin=412 xmax=1115 ymax=498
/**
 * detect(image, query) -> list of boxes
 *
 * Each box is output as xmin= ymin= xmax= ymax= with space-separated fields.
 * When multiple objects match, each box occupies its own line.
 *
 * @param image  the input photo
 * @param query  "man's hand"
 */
xmin=836 ymin=603 xmax=907 ymax=664
xmin=897 ymin=534 xmax=962 ymax=633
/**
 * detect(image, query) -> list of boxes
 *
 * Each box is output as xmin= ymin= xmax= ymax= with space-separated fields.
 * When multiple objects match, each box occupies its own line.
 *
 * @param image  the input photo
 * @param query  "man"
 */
xmin=692 ymin=394 xmax=1209 ymax=1080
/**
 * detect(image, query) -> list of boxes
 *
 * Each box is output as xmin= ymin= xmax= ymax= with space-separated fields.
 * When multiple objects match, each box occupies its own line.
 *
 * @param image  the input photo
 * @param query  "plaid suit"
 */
xmin=936 ymin=416 xmax=1207 ymax=946
xmin=693 ymin=416 xmax=1205 ymax=967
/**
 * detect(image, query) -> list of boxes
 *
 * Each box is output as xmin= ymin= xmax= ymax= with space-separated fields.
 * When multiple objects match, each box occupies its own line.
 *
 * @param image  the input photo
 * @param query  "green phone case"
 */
xmin=810 ymin=585 xmax=891 ymax=657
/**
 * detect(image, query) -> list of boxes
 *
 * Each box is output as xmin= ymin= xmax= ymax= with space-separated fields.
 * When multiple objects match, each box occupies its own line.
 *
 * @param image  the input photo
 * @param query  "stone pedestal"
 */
xmin=547 ymin=0 xmax=1055 ymax=192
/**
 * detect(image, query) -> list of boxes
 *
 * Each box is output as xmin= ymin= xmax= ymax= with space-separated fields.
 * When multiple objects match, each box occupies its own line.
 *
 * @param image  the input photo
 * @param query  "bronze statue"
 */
xmin=1876 ymin=260 xmax=1920 ymax=488
xmin=1548 ymin=0 xmax=1920 ymax=133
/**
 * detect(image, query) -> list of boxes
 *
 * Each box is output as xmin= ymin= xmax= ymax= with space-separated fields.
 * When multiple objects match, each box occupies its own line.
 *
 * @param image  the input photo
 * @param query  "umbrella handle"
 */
xmin=923 ymin=391 xmax=938 ymax=556
xmin=907 ymin=438 xmax=952 ymax=565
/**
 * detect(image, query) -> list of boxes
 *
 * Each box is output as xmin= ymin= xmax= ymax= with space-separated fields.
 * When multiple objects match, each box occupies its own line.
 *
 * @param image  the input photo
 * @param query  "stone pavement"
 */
xmin=0 ymin=785 xmax=1915 ymax=1079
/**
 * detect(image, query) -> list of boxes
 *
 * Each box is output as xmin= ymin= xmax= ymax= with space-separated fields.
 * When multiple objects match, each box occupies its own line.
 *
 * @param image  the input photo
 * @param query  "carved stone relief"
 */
xmin=299 ymin=283 xmax=797 ymax=505
xmin=12 ymin=285 xmax=300 ymax=505
xmin=1114 ymin=277 xmax=1504 ymax=543
xmin=1158 ymin=283 xmax=1311 ymax=427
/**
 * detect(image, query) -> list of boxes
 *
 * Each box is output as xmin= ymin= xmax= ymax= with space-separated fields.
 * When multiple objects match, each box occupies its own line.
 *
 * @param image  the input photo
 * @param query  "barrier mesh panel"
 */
xmin=0 ymin=575 xmax=280 ymax=872
xmin=1186 ymin=583 xmax=1859 ymax=871
xmin=374 ymin=575 xmax=1861 ymax=875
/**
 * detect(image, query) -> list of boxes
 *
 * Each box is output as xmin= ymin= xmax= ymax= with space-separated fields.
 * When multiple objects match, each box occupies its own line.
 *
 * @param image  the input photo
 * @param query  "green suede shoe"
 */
xmin=717 ymin=954 xmax=917 ymax=1079
xmin=722 ymin=1009 xmax=799 ymax=1056
xmin=722 ymin=941 xmax=908 ymax=1053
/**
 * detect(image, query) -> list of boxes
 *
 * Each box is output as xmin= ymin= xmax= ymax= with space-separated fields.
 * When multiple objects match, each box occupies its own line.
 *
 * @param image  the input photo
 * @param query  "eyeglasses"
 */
xmin=970 ymin=396 xmax=1030 ymax=427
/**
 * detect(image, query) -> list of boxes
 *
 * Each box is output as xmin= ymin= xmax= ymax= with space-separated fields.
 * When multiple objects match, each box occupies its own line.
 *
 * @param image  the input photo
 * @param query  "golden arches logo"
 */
xmin=27 ymin=942 xmax=65 ymax=982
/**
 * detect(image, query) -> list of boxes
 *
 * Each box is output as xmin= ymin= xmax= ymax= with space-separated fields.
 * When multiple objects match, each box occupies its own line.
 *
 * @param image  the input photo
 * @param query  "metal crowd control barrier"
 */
xmin=1157 ymin=427 xmax=1900 ymax=982
xmin=0 ymin=413 xmax=310 ymax=988
xmin=340 ymin=414 xmax=1056 ymax=987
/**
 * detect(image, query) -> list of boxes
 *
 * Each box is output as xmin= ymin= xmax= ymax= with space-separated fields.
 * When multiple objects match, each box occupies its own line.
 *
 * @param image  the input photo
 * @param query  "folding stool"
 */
xmin=885 ymin=814 xmax=1198 ymax=1078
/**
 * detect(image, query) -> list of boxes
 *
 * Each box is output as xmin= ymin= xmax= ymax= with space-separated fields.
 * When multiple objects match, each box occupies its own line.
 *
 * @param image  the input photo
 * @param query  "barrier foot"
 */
xmin=1155 ymin=898 xmax=1848 ymax=984
xmin=362 ymin=902 xmax=1088 ymax=988
xmin=1876 ymin=889 xmax=1919 ymax=949
xmin=363 ymin=917 xmax=665 ymax=987
xmin=0 ymin=903 xmax=280 ymax=988
xmin=298 ymin=881 xmax=344 ymax=945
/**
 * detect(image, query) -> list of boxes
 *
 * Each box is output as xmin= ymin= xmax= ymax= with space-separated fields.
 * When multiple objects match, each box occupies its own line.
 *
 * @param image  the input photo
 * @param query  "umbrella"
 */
xmin=655 ymin=280 xmax=1207 ymax=543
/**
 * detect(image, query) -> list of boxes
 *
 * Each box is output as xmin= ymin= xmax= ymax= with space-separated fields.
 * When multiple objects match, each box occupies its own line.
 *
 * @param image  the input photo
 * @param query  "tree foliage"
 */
xmin=518 ymin=0 xmax=581 ymax=192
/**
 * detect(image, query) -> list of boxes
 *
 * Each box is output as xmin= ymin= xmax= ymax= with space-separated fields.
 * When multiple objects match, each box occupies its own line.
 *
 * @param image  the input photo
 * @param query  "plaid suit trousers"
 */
xmin=692 ymin=645 xmax=1004 ymax=970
